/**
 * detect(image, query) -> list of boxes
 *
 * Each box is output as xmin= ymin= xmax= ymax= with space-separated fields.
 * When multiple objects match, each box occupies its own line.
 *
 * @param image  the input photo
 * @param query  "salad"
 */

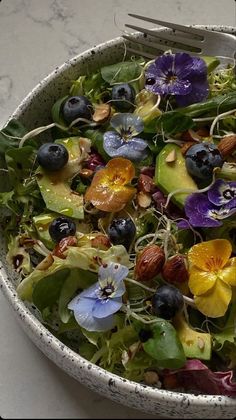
xmin=0 ymin=47 xmax=236 ymax=397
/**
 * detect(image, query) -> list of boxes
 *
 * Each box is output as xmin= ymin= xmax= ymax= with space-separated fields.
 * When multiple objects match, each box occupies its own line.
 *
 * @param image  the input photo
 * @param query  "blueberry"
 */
xmin=185 ymin=142 xmax=223 ymax=180
xmin=108 ymin=217 xmax=136 ymax=250
xmin=49 ymin=216 xmax=76 ymax=243
xmin=152 ymin=285 xmax=184 ymax=320
xmin=62 ymin=95 xmax=93 ymax=124
xmin=37 ymin=143 xmax=69 ymax=172
xmin=111 ymin=83 xmax=135 ymax=111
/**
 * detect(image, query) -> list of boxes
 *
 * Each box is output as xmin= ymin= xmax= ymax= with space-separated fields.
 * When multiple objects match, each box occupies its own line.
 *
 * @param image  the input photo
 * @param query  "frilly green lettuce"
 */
xmin=17 ymin=244 xmax=131 ymax=301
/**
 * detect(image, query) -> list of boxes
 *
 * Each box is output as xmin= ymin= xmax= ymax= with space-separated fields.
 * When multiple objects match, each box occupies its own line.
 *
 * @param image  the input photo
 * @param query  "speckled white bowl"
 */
xmin=1 ymin=25 xmax=236 ymax=419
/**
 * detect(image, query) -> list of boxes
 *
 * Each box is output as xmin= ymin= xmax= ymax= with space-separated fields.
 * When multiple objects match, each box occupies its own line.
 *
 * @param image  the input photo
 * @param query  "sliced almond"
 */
xmin=93 ymin=103 xmax=111 ymax=123
xmin=197 ymin=337 xmax=205 ymax=350
xmin=165 ymin=149 xmax=176 ymax=163
xmin=137 ymin=191 xmax=152 ymax=208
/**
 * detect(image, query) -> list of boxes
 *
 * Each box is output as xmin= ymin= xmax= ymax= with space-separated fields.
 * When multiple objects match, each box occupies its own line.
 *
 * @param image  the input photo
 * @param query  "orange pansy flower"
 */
xmin=85 ymin=157 xmax=136 ymax=212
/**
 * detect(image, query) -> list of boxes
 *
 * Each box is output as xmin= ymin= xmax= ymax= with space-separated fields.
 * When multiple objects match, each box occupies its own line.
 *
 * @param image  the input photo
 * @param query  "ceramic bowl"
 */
xmin=1 ymin=25 xmax=236 ymax=419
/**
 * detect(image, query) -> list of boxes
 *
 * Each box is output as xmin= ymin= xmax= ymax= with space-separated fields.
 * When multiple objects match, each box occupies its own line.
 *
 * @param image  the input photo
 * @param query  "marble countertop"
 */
xmin=0 ymin=1 xmax=235 ymax=418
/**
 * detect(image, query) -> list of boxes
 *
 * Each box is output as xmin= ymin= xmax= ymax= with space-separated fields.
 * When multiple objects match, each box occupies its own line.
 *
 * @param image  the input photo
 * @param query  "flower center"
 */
xmin=99 ymin=282 xmax=115 ymax=300
xmin=209 ymin=208 xmax=230 ymax=220
xmin=166 ymin=73 xmax=177 ymax=84
xmin=223 ymin=188 xmax=235 ymax=200
xmin=110 ymin=173 xmax=126 ymax=185
xmin=205 ymin=256 xmax=224 ymax=272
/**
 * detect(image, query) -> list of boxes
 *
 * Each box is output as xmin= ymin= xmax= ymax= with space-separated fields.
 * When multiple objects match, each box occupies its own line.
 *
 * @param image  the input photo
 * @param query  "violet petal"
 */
xmin=208 ymin=179 xmax=236 ymax=206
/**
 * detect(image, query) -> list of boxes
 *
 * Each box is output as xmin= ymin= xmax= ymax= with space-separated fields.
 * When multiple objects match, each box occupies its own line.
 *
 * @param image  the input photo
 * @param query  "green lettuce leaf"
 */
xmin=156 ymin=111 xmax=195 ymax=136
xmin=17 ymin=244 xmax=131 ymax=301
xmin=58 ymin=268 xmax=96 ymax=323
xmin=142 ymin=320 xmax=186 ymax=369
xmin=213 ymin=303 xmax=236 ymax=347
xmin=32 ymin=268 xmax=69 ymax=311
xmin=101 ymin=60 xmax=143 ymax=85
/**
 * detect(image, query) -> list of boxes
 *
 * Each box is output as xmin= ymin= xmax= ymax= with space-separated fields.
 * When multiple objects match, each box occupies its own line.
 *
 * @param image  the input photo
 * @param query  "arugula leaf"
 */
xmin=101 ymin=60 xmax=143 ymax=85
xmin=70 ymin=73 xmax=108 ymax=103
xmin=0 ymin=119 xmax=27 ymax=154
xmin=32 ymin=268 xmax=70 ymax=311
xmin=142 ymin=320 xmax=186 ymax=369
xmin=5 ymin=146 xmax=36 ymax=189
xmin=156 ymin=111 xmax=195 ymax=136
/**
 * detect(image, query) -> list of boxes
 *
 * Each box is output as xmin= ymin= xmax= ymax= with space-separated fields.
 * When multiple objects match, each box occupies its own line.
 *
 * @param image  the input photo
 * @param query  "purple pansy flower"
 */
xmin=145 ymin=52 xmax=209 ymax=106
xmin=68 ymin=262 xmax=128 ymax=332
xmin=207 ymin=179 xmax=236 ymax=209
xmin=103 ymin=113 xmax=148 ymax=161
xmin=178 ymin=179 xmax=236 ymax=229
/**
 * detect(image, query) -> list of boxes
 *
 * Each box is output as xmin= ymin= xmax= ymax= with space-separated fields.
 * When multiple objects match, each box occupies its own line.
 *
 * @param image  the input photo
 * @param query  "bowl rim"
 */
xmin=1 ymin=24 xmax=236 ymax=410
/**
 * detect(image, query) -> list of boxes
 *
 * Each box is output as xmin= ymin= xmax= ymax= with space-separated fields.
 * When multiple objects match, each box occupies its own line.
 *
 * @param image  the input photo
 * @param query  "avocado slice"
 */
xmin=36 ymin=137 xmax=84 ymax=219
xmin=174 ymin=314 xmax=212 ymax=360
xmin=155 ymin=144 xmax=197 ymax=208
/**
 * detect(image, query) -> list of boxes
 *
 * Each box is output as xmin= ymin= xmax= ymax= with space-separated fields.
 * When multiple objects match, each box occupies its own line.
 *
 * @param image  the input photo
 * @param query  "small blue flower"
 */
xmin=103 ymin=113 xmax=148 ymax=161
xmin=68 ymin=262 xmax=129 ymax=332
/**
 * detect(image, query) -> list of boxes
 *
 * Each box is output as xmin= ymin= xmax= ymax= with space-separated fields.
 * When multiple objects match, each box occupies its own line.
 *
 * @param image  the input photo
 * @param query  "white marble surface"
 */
xmin=0 ymin=0 xmax=235 ymax=418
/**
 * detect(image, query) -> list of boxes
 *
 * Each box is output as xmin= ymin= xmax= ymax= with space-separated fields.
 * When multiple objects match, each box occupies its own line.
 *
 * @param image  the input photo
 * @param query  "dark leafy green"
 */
xmin=84 ymin=129 xmax=110 ymax=161
xmin=101 ymin=60 xmax=143 ymax=85
xmin=156 ymin=111 xmax=195 ymax=136
xmin=32 ymin=268 xmax=70 ymax=311
xmin=178 ymin=91 xmax=236 ymax=118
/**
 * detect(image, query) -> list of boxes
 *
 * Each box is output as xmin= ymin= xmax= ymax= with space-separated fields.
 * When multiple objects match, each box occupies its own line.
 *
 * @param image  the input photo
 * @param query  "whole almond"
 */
xmin=135 ymin=244 xmax=165 ymax=282
xmin=91 ymin=234 xmax=111 ymax=250
xmin=181 ymin=141 xmax=196 ymax=156
xmin=53 ymin=236 xmax=78 ymax=259
xmin=162 ymin=255 xmax=189 ymax=284
xmin=218 ymin=135 xmax=236 ymax=158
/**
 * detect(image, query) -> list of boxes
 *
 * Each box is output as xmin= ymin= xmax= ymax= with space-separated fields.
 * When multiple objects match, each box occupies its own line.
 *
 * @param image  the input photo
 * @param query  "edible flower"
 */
xmin=68 ymin=262 xmax=128 ymax=331
xmin=178 ymin=179 xmax=236 ymax=228
xmin=188 ymin=239 xmax=236 ymax=317
xmin=85 ymin=157 xmax=136 ymax=212
xmin=103 ymin=113 xmax=148 ymax=161
xmin=145 ymin=52 xmax=209 ymax=106
xmin=208 ymin=178 xmax=236 ymax=208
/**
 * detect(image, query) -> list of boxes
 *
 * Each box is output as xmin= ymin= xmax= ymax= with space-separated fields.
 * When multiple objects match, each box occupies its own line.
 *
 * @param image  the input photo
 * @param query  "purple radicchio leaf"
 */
xmin=163 ymin=359 xmax=236 ymax=397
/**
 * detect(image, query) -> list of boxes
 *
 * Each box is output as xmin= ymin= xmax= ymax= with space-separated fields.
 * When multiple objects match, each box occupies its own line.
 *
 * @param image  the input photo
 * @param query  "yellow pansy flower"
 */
xmin=188 ymin=239 xmax=236 ymax=318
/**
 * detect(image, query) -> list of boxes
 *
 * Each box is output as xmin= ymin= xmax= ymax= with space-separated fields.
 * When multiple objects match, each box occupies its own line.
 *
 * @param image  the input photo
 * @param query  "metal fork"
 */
xmin=124 ymin=13 xmax=236 ymax=59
